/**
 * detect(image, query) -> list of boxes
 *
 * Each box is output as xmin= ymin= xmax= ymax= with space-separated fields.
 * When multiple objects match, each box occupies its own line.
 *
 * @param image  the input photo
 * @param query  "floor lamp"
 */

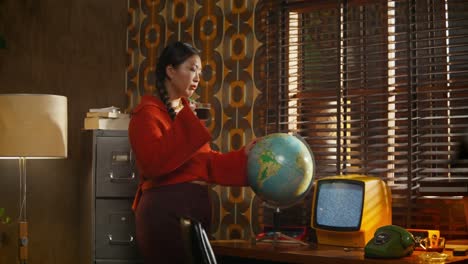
xmin=0 ymin=94 xmax=67 ymax=264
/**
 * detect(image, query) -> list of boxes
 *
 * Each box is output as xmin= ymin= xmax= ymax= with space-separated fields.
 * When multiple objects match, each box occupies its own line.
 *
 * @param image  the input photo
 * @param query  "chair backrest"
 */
xmin=180 ymin=217 xmax=218 ymax=264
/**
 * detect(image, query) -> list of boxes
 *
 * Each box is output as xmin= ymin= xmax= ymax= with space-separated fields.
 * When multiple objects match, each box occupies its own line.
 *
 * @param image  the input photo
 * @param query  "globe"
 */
xmin=247 ymin=133 xmax=315 ymax=208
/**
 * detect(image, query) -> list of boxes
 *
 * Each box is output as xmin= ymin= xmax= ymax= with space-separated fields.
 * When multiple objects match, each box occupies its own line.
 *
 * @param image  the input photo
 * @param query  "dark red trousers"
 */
xmin=135 ymin=182 xmax=211 ymax=264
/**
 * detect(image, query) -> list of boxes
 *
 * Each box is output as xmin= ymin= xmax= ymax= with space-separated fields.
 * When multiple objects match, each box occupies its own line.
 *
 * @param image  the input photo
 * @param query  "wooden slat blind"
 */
xmin=265 ymin=0 xmax=468 ymax=237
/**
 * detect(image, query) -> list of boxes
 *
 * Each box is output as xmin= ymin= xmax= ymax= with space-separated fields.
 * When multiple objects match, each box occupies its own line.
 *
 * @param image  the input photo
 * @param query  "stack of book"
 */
xmin=83 ymin=106 xmax=130 ymax=130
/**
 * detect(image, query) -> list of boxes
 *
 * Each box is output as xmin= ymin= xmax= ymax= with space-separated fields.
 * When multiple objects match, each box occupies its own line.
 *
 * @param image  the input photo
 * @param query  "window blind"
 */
xmin=265 ymin=0 xmax=468 ymax=237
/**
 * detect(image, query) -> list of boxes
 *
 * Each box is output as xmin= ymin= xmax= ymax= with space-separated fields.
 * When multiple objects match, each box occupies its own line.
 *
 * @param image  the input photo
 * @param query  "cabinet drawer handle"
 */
xmin=109 ymin=172 xmax=136 ymax=182
xmin=107 ymin=234 xmax=134 ymax=245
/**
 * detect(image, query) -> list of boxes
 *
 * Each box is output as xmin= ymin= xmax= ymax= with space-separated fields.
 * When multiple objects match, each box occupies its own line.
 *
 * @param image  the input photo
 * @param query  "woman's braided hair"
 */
xmin=155 ymin=41 xmax=200 ymax=120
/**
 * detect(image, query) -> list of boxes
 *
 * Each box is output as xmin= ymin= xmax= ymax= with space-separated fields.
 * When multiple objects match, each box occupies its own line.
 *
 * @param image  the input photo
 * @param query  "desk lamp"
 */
xmin=0 ymin=94 xmax=67 ymax=264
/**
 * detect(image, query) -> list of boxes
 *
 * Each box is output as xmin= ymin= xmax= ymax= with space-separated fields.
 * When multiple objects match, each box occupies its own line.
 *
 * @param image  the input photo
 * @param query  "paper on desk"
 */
xmin=89 ymin=106 xmax=120 ymax=113
xmin=86 ymin=112 xmax=129 ymax=118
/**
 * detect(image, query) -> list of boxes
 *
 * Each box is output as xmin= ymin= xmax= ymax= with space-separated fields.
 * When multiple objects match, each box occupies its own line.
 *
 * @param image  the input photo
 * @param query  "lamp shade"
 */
xmin=0 ymin=94 xmax=68 ymax=158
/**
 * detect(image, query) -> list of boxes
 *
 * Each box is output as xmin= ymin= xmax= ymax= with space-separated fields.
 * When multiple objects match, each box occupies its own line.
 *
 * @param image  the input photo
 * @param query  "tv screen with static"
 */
xmin=315 ymin=180 xmax=364 ymax=230
xmin=311 ymin=175 xmax=392 ymax=248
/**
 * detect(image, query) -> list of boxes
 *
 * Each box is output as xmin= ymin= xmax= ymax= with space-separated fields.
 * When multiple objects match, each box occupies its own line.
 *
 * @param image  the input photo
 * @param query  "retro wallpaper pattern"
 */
xmin=125 ymin=0 xmax=272 ymax=239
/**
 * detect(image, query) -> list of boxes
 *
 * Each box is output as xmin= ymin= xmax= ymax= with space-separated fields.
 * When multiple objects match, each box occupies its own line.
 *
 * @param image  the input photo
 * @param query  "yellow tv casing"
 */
xmin=311 ymin=175 xmax=392 ymax=248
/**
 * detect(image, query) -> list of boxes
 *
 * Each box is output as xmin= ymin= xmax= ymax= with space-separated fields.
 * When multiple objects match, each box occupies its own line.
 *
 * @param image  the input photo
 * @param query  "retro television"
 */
xmin=311 ymin=175 xmax=392 ymax=248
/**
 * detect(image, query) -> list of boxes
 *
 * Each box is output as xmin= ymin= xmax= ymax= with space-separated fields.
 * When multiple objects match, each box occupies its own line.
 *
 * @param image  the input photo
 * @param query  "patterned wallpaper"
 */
xmin=125 ymin=0 xmax=271 ymax=240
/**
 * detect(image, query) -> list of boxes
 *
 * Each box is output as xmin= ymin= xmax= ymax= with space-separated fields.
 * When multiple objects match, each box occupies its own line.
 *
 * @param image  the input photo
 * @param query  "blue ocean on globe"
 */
xmin=247 ymin=133 xmax=315 ymax=208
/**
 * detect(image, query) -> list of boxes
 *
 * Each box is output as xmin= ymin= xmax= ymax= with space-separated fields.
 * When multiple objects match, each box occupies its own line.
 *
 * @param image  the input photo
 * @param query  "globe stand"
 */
xmin=256 ymin=207 xmax=308 ymax=247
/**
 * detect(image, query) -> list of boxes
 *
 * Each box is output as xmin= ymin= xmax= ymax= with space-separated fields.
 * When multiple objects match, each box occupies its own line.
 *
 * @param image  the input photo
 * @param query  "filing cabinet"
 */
xmin=80 ymin=130 xmax=142 ymax=264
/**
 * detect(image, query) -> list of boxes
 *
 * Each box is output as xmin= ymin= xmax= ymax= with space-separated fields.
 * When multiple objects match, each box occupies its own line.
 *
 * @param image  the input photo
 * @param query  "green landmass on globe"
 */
xmin=247 ymin=133 xmax=315 ymax=208
xmin=258 ymin=150 xmax=281 ymax=187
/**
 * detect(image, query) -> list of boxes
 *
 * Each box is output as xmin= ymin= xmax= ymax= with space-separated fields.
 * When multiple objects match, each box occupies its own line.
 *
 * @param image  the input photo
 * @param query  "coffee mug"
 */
xmin=194 ymin=102 xmax=211 ymax=121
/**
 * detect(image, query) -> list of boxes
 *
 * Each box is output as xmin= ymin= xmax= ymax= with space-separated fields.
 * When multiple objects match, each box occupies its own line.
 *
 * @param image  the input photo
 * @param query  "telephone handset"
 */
xmin=364 ymin=225 xmax=416 ymax=259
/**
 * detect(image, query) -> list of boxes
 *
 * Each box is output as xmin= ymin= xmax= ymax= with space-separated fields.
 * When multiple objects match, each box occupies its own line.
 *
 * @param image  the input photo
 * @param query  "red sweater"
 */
xmin=129 ymin=95 xmax=248 ymax=210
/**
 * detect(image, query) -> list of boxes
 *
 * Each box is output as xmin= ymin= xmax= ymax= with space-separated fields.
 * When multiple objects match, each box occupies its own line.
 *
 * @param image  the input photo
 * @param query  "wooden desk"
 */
xmin=212 ymin=240 xmax=468 ymax=264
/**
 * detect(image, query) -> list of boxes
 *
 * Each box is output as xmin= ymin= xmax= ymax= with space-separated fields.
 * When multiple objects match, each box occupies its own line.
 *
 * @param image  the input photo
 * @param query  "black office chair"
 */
xmin=180 ymin=217 xmax=217 ymax=264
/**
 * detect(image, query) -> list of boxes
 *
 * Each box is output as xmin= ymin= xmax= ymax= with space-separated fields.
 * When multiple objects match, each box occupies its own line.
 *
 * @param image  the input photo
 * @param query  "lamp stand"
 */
xmin=0 ymin=94 xmax=68 ymax=264
xmin=18 ymin=157 xmax=28 ymax=264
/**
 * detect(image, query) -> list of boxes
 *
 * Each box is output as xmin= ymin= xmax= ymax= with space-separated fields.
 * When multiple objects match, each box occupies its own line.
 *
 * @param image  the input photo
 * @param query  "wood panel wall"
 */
xmin=0 ymin=0 xmax=127 ymax=263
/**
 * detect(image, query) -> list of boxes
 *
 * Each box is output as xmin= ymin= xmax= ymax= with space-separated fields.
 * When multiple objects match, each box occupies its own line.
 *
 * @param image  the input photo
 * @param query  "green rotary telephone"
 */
xmin=365 ymin=225 xmax=416 ymax=259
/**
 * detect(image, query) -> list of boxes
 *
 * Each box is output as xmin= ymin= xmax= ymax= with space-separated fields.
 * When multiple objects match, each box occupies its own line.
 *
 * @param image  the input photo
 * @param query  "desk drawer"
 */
xmin=96 ymin=136 xmax=138 ymax=197
xmin=95 ymin=199 xmax=139 ymax=260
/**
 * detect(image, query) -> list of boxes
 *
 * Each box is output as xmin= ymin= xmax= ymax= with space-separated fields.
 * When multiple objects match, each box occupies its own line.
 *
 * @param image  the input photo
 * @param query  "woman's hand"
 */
xmin=181 ymin=97 xmax=197 ymax=116
xmin=188 ymin=99 xmax=197 ymax=115
xmin=245 ymin=137 xmax=262 ymax=155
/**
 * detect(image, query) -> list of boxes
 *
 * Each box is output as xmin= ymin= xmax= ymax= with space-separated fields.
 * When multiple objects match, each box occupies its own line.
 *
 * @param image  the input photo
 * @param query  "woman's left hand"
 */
xmin=245 ymin=137 xmax=262 ymax=155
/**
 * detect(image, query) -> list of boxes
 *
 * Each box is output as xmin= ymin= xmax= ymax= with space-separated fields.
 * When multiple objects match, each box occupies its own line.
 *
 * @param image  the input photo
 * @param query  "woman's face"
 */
xmin=166 ymin=55 xmax=202 ymax=99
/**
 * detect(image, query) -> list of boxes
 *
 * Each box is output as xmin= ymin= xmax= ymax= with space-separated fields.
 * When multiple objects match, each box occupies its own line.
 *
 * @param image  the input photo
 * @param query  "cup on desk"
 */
xmin=194 ymin=102 xmax=211 ymax=121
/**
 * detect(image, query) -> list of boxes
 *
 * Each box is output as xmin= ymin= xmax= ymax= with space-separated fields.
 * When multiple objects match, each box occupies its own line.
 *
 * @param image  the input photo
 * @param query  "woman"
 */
xmin=128 ymin=41 xmax=259 ymax=263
